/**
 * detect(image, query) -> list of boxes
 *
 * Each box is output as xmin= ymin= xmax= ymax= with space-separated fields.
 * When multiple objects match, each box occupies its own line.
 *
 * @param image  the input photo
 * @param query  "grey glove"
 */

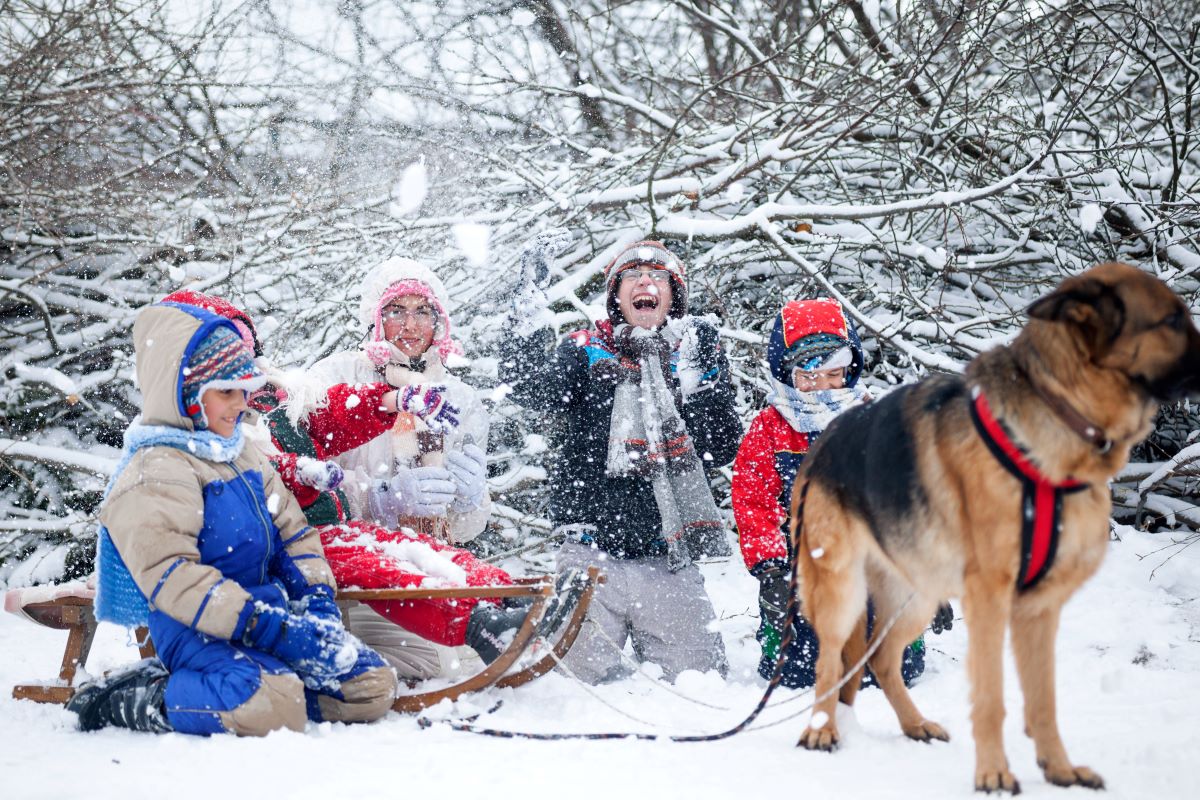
xmin=368 ymin=466 xmax=457 ymax=521
xmin=673 ymin=316 xmax=723 ymax=401
xmin=510 ymin=228 xmax=572 ymax=336
xmin=519 ymin=227 xmax=572 ymax=289
xmin=446 ymin=443 xmax=487 ymax=512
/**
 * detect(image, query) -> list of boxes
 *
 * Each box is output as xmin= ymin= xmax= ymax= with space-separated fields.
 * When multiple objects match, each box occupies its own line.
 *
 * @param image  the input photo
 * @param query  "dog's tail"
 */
xmin=779 ymin=472 xmax=811 ymax=674
xmin=789 ymin=470 xmax=867 ymax=707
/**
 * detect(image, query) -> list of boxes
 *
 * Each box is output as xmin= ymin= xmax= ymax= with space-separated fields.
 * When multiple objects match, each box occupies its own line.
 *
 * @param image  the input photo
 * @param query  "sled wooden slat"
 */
xmin=492 ymin=566 xmax=601 ymax=690
xmin=389 ymin=566 xmax=604 ymax=709
xmin=390 ymin=589 xmax=552 ymax=713
xmin=9 ymin=595 xmax=156 ymax=704
xmin=337 ymin=583 xmax=551 ymax=602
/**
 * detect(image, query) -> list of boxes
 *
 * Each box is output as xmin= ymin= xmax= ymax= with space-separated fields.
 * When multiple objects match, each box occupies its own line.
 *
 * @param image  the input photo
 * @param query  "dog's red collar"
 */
xmin=969 ymin=387 xmax=1089 ymax=591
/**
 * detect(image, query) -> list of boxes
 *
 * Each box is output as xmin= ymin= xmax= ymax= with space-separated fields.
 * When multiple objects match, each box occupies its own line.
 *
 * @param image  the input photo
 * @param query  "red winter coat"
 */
xmin=264 ymin=382 xmax=396 ymax=519
xmin=735 ymin=298 xmax=863 ymax=573
xmin=732 ymin=406 xmax=815 ymax=572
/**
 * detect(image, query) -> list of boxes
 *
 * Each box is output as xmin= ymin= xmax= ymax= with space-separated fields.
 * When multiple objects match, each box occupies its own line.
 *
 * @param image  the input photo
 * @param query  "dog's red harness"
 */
xmin=969 ymin=388 xmax=1089 ymax=591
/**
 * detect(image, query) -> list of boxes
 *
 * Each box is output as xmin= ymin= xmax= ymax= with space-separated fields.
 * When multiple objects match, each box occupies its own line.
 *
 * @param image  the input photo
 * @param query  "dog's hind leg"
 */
xmin=838 ymin=610 xmax=868 ymax=707
xmin=1011 ymin=599 xmax=1104 ymax=790
xmin=963 ymin=575 xmax=1020 ymax=794
xmin=867 ymin=581 xmax=949 ymax=743
xmin=796 ymin=492 xmax=869 ymax=752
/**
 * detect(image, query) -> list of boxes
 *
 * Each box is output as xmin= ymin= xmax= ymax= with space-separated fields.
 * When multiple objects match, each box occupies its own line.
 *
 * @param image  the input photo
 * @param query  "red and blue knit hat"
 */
xmin=766 ymin=298 xmax=864 ymax=386
xmin=181 ymin=324 xmax=266 ymax=430
xmin=162 ymin=289 xmax=261 ymax=356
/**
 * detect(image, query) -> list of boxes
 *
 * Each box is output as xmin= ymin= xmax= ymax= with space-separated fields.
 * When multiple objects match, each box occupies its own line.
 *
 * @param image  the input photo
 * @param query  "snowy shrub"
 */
xmin=4 ymin=0 xmax=1200 ymax=584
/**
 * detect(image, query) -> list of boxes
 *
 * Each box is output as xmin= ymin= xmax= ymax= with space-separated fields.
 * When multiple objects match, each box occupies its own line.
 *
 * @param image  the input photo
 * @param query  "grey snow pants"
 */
xmin=556 ymin=540 xmax=728 ymax=684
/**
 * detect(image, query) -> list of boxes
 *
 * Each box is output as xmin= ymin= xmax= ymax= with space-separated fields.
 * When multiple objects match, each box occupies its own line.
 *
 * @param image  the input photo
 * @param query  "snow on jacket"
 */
xmin=733 ymin=299 xmax=864 ymax=572
xmin=499 ymin=319 xmax=742 ymax=560
xmin=99 ymin=304 xmax=334 ymax=646
xmin=306 ymin=258 xmax=490 ymax=543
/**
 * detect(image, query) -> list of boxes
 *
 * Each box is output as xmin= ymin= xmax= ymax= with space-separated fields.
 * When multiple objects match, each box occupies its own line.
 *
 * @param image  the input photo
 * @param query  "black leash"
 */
xmin=415 ymin=481 xmax=815 ymax=742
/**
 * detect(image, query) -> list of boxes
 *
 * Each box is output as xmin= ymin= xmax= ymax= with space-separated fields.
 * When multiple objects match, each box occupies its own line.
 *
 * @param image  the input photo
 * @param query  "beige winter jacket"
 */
xmin=99 ymin=305 xmax=333 ymax=640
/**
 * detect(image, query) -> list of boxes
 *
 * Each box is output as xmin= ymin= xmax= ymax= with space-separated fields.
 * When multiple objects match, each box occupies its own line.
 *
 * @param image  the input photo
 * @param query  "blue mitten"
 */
xmin=297 ymin=584 xmax=341 ymax=624
xmin=241 ymin=605 xmax=352 ymax=681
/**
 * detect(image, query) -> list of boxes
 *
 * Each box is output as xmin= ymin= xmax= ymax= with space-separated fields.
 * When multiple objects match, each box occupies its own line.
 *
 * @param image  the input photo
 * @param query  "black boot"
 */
xmin=536 ymin=568 xmax=590 ymax=641
xmin=464 ymin=603 xmax=528 ymax=664
xmin=465 ymin=569 xmax=591 ymax=664
xmin=66 ymin=658 xmax=172 ymax=733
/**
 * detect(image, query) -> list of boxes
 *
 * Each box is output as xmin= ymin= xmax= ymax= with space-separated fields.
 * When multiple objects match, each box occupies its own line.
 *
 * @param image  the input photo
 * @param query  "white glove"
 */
xmin=446 ymin=443 xmax=487 ymax=512
xmin=294 ymin=457 xmax=345 ymax=492
xmin=368 ymin=466 xmax=457 ymax=521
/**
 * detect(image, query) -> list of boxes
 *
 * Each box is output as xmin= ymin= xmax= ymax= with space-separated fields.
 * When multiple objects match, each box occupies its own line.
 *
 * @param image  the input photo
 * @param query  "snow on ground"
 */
xmin=3 ymin=526 xmax=1199 ymax=800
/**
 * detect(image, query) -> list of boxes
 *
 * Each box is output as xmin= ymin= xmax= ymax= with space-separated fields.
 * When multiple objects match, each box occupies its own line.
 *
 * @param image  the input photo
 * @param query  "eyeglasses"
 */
xmin=618 ymin=267 xmax=672 ymax=284
xmin=382 ymin=306 xmax=437 ymax=325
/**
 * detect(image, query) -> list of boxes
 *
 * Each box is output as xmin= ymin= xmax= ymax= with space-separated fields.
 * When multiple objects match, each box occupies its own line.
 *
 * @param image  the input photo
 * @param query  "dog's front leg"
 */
xmin=1011 ymin=601 xmax=1105 ymax=790
xmin=963 ymin=577 xmax=1019 ymax=794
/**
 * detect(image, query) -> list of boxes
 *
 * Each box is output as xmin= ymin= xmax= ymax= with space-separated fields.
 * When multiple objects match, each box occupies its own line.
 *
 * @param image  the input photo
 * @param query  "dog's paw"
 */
xmin=975 ymin=768 xmax=1020 ymax=794
xmin=903 ymin=718 xmax=950 ymax=742
xmin=796 ymin=726 xmax=839 ymax=751
xmin=1044 ymin=763 xmax=1104 ymax=790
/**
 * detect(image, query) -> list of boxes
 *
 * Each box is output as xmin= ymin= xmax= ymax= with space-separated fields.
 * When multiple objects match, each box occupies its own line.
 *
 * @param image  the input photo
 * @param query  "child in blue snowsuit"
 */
xmin=67 ymin=303 xmax=396 ymax=735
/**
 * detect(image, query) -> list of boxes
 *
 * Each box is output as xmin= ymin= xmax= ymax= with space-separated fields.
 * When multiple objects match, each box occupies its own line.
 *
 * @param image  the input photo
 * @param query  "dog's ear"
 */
xmin=1027 ymin=277 xmax=1125 ymax=354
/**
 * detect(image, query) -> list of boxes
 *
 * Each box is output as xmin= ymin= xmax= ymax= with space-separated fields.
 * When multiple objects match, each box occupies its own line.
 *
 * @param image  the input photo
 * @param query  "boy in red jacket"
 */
xmin=733 ymin=298 xmax=934 ymax=688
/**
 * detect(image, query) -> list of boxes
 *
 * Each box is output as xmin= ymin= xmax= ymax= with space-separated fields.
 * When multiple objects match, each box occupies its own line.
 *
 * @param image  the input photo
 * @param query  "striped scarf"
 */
xmin=766 ymin=377 xmax=867 ymax=433
xmin=605 ymin=324 xmax=727 ymax=572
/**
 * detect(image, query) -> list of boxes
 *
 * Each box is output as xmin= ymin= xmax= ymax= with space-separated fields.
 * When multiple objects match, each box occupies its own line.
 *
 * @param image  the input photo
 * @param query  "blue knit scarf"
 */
xmin=765 ymin=378 xmax=867 ymax=434
xmin=94 ymin=422 xmax=245 ymax=627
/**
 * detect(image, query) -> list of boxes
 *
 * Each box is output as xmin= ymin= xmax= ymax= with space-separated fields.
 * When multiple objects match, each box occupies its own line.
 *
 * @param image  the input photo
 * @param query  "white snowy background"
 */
xmin=4 ymin=2 xmax=1200 ymax=797
xmin=3 ymin=524 xmax=1198 ymax=799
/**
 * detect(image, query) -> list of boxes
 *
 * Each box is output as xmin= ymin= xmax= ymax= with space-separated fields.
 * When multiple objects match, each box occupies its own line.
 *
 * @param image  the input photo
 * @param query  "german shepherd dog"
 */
xmin=791 ymin=263 xmax=1200 ymax=792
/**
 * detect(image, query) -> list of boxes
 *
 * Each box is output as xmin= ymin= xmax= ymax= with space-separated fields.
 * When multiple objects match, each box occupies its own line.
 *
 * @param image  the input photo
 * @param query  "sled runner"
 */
xmin=5 ymin=567 xmax=602 ymax=711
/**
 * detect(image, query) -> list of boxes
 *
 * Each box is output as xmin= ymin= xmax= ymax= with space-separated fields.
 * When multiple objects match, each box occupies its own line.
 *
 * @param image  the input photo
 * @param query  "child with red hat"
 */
xmin=733 ymin=298 xmax=936 ymax=689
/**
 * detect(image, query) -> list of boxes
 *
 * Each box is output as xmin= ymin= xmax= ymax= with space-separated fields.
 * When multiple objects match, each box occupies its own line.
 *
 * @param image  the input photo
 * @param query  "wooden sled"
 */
xmin=4 ymin=583 xmax=155 ymax=704
xmin=6 ymin=566 xmax=602 ymax=711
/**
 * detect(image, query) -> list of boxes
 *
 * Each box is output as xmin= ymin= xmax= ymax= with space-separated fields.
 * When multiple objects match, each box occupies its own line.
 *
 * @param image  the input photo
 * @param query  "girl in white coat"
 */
xmin=308 ymin=257 xmax=491 ymax=545
xmin=305 ymin=257 xmax=495 ymax=676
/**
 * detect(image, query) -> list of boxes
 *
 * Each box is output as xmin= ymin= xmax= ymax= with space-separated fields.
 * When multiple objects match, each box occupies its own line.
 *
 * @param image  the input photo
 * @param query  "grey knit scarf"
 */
xmin=605 ymin=324 xmax=727 ymax=572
